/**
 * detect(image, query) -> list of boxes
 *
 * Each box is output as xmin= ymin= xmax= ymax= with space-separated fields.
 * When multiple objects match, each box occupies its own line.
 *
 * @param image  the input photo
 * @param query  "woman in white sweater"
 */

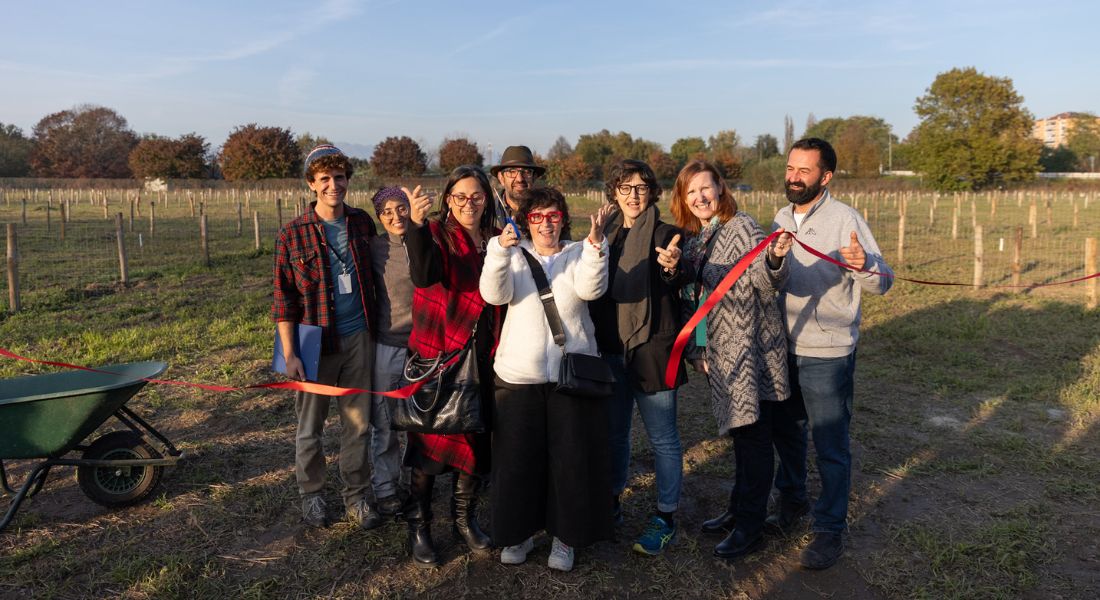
xmin=479 ymin=187 xmax=616 ymax=572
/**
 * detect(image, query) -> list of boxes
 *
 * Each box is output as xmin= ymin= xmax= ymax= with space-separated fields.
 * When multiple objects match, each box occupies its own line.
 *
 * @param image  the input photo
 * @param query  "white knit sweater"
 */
xmin=479 ymin=236 xmax=609 ymax=385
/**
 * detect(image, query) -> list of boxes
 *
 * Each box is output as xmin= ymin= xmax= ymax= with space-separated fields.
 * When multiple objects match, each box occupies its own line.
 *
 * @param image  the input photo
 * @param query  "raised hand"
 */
xmin=403 ymin=185 xmax=433 ymax=226
xmin=588 ymin=203 xmax=616 ymax=243
xmin=838 ymin=230 xmax=866 ymax=270
xmin=655 ymin=233 xmax=682 ymax=273
xmin=499 ymin=223 xmax=520 ymax=248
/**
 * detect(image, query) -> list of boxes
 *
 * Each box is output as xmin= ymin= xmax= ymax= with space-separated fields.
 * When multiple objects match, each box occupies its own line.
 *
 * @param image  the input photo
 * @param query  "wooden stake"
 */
xmin=253 ymin=211 xmax=261 ymax=250
xmin=115 ymin=213 xmax=128 ymax=284
xmin=973 ymin=225 xmax=984 ymax=288
xmin=6 ymin=224 xmax=19 ymax=313
xmin=1087 ymin=238 xmax=1097 ymax=310
xmin=1012 ymin=226 xmax=1023 ymax=288
xmin=200 ymin=214 xmax=210 ymax=267
xmin=150 ymin=201 xmax=156 ymax=237
xmin=237 ymin=202 xmax=243 ymax=236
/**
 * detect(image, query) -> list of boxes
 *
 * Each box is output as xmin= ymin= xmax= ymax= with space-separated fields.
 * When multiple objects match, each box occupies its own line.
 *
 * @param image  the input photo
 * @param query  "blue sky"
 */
xmin=2 ymin=0 xmax=1096 ymax=159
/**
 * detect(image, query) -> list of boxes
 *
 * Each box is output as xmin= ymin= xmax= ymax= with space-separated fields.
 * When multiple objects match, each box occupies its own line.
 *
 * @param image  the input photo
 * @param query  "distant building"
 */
xmin=1033 ymin=112 xmax=1100 ymax=147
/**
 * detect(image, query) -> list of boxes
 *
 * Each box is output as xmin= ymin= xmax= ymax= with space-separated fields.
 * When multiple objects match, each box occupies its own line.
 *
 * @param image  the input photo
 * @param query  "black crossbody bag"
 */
xmin=520 ymin=249 xmax=615 ymax=399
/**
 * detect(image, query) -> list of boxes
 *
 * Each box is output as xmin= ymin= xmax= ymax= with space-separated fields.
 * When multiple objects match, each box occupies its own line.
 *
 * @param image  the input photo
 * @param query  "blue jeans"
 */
xmin=772 ymin=351 xmax=856 ymax=534
xmin=605 ymin=355 xmax=683 ymax=513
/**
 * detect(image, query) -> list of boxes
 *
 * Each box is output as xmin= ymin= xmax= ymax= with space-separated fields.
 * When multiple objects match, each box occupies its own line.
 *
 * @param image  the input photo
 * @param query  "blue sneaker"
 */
xmin=633 ymin=515 xmax=676 ymax=556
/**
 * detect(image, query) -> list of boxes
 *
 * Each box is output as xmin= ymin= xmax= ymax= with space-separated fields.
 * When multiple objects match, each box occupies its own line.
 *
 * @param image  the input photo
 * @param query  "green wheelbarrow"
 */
xmin=0 ymin=362 xmax=183 ymax=532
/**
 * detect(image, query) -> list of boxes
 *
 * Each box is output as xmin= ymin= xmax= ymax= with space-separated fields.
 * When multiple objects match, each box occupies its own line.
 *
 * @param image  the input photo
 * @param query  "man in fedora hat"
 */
xmin=490 ymin=145 xmax=546 ymax=215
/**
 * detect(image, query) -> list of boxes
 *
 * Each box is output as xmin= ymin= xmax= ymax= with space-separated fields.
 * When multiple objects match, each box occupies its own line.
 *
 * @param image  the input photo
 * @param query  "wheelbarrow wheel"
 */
xmin=76 ymin=431 xmax=163 ymax=508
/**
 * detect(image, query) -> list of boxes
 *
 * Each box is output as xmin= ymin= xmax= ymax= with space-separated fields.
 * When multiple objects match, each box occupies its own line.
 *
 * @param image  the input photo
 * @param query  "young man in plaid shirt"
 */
xmin=273 ymin=145 xmax=380 ymax=529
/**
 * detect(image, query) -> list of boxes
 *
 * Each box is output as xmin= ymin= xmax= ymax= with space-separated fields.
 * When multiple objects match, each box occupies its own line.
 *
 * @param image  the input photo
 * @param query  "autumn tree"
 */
xmin=219 ymin=124 xmax=301 ymax=180
xmin=438 ymin=137 xmax=484 ymax=172
xmin=371 ymin=136 xmax=427 ymax=177
xmin=546 ymin=153 xmax=593 ymax=191
xmin=547 ymin=136 xmax=573 ymax=161
xmin=1066 ymin=114 xmax=1100 ymax=172
xmin=909 ymin=67 xmax=1041 ymax=190
xmin=574 ymin=129 xmax=662 ymax=179
xmin=128 ymin=133 xmax=208 ymax=179
xmin=648 ymin=151 xmax=678 ymax=180
xmin=670 ymin=136 xmax=707 ymax=168
xmin=753 ymin=134 xmax=780 ymax=160
xmin=297 ymin=132 xmax=332 ymax=160
xmin=0 ymin=123 xmax=33 ymax=176
xmin=805 ymin=116 xmax=895 ymax=177
xmin=30 ymin=105 xmax=137 ymax=178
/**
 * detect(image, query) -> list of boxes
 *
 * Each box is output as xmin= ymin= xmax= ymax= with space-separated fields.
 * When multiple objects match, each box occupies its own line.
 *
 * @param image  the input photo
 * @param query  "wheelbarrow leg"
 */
xmin=0 ymin=462 xmax=54 ymax=533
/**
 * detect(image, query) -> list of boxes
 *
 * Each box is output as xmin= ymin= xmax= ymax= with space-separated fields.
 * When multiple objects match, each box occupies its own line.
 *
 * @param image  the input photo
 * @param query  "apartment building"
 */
xmin=1033 ymin=112 xmax=1100 ymax=147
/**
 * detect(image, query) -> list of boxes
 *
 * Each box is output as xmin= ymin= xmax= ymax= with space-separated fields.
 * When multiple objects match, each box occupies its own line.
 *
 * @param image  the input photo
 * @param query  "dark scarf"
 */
xmin=604 ymin=203 xmax=657 ymax=352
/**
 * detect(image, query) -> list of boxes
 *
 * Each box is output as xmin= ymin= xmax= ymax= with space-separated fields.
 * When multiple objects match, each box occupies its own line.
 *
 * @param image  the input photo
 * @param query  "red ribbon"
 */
xmin=663 ymin=233 xmax=1100 ymax=388
xmin=0 ymin=347 xmax=437 ymax=399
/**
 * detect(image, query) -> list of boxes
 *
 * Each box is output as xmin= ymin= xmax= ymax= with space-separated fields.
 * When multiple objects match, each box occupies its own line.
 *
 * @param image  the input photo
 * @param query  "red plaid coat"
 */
xmin=272 ymin=202 xmax=377 ymax=353
xmin=404 ymin=218 xmax=501 ymax=473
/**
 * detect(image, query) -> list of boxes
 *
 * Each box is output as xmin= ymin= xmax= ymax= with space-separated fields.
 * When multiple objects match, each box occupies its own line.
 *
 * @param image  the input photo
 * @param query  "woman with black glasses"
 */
xmin=479 ymin=187 xmax=616 ymax=572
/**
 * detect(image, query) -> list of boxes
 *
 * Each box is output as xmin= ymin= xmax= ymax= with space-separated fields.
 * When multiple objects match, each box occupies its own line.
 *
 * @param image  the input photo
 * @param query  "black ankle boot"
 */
xmin=451 ymin=473 xmax=492 ymax=554
xmin=406 ymin=470 xmax=438 ymax=567
xmin=701 ymin=486 xmax=738 ymax=534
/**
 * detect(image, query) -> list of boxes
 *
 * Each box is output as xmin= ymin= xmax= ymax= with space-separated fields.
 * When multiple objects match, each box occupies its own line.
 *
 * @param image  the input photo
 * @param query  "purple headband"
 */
xmin=371 ymin=186 xmax=409 ymax=214
xmin=304 ymin=144 xmax=345 ymax=174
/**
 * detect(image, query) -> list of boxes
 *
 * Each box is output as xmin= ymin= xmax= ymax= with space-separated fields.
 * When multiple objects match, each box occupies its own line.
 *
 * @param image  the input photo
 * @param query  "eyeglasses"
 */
xmin=449 ymin=193 xmax=487 ymax=207
xmin=502 ymin=168 xmax=535 ymax=179
xmin=526 ymin=211 xmax=563 ymax=225
xmin=616 ymin=183 xmax=651 ymax=196
xmin=379 ymin=205 xmax=410 ymax=218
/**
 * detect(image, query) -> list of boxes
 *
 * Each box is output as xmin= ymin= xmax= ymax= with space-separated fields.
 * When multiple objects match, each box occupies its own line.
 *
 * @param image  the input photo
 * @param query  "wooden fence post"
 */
xmin=115 ymin=213 xmax=128 ymax=284
xmin=149 ymin=201 xmax=156 ymax=237
xmin=1029 ymin=202 xmax=1038 ymax=239
xmin=1087 ymin=238 xmax=1098 ymax=310
xmin=973 ymin=225 xmax=984 ymax=288
xmin=200 ymin=214 xmax=210 ymax=267
xmin=129 ymin=198 xmax=135 ymax=232
xmin=6 ymin=224 xmax=19 ymax=313
xmin=1012 ymin=226 xmax=1023 ymax=287
xmin=237 ymin=202 xmax=243 ymax=236
xmin=1073 ymin=200 xmax=1079 ymax=229
xmin=897 ymin=199 xmax=906 ymax=267
xmin=46 ymin=199 xmax=52 ymax=232
xmin=276 ymin=197 xmax=283 ymax=226
xmin=253 ymin=211 xmax=261 ymax=250
xmin=951 ymin=201 xmax=959 ymax=240
xmin=21 ymin=198 xmax=26 ymax=225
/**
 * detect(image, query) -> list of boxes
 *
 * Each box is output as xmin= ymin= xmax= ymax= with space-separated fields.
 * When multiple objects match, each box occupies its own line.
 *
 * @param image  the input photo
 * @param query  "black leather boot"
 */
xmin=405 ymin=469 xmax=438 ymax=567
xmin=701 ymin=486 xmax=737 ymax=534
xmin=451 ymin=473 xmax=492 ymax=554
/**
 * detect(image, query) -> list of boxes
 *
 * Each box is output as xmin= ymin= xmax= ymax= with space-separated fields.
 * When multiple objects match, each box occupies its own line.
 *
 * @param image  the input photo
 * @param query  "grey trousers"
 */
xmin=369 ymin=342 xmax=410 ymax=498
xmin=295 ymin=329 xmax=375 ymax=507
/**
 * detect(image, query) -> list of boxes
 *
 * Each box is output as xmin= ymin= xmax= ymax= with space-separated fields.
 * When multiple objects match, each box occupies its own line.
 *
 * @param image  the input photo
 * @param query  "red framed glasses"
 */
xmin=526 ymin=211 xmax=563 ymax=224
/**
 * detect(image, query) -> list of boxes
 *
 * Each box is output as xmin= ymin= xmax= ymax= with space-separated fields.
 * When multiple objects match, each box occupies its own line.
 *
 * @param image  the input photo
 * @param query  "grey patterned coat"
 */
xmin=698 ymin=212 xmax=790 ymax=434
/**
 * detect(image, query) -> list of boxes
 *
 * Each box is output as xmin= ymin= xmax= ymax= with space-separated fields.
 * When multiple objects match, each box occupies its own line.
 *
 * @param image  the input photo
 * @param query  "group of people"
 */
xmin=272 ymin=139 xmax=892 ymax=573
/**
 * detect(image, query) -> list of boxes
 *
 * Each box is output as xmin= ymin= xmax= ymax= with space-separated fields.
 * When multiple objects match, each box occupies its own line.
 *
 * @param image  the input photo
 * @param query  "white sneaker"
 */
xmin=500 ymin=536 xmax=535 ymax=565
xmin=547 ymin=537 xmax=574 ymax=572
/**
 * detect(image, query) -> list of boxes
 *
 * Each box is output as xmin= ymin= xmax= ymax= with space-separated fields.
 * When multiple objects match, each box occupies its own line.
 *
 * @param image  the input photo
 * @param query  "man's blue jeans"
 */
xmin=772 ymin=351 xmax=856 ymax=534
xmin=605 ymin=355 xmax=683 ymax=513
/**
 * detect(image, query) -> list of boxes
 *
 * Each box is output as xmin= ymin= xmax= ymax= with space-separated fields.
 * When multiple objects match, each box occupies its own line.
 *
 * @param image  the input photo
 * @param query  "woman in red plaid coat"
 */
xmin=401 ymin=165 xmax=502 ymax=567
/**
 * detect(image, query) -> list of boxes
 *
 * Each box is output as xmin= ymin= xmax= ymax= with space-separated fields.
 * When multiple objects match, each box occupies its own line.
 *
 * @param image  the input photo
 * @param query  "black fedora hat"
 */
xmin=490 ymin=145 xmax=546 ymax=177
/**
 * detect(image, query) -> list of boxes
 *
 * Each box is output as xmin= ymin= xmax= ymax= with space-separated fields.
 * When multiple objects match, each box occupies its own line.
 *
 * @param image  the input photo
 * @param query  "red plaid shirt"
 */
xmin=405 ymin=218 xmax=502 ymax=474
xmin=272 ymin=202 xmax=377 ymax=353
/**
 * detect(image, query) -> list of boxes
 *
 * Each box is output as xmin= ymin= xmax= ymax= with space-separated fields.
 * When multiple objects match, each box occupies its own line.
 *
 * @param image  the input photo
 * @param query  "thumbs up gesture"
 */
xmin=838 ymin=231 xmax=866 ymax=270
xmin=655 ymin=233 xmax=682 ymax=273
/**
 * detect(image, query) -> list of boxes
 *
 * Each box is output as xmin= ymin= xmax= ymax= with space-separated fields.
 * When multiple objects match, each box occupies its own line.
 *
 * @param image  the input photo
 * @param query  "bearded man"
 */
xmin=767 ymin=137 xmax=893 ymax=570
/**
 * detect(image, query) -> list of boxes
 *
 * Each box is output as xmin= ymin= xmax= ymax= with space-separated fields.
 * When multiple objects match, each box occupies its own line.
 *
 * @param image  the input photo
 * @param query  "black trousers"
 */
xmin=730 ymin=400 xmax=776 ymax=538
xmin=491 ymin=377 xmax=613 ymax=548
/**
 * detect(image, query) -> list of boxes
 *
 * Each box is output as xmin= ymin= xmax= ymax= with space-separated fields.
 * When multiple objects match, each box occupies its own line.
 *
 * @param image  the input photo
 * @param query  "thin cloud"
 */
xmin=449 ymin=15 xmax=530 ymax=56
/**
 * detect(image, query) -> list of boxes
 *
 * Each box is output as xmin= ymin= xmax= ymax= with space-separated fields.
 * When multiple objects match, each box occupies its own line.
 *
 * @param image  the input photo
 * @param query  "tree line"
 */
xmin=1 ymin=68 xmax=1097 ymax=191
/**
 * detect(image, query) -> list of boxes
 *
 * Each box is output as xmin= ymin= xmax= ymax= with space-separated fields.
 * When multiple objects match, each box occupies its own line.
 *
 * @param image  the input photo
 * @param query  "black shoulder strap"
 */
xmin=520 ymin=249 xmax=566 ymax=351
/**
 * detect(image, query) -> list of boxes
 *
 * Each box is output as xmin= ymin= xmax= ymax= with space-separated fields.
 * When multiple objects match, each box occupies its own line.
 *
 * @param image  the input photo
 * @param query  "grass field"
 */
xmin=1 ymin=186 xmax=1098 ymax=599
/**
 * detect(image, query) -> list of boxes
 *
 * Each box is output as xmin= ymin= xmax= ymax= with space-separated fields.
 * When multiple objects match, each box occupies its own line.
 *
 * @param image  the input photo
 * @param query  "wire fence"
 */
xmin=1 ymin=187 xmax=1098 ymax=311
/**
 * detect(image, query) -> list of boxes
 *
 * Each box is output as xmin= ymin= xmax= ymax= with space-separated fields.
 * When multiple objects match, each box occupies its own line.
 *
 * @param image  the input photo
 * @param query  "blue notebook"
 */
xmin=272 ymin=323 xmax=322 ymax=381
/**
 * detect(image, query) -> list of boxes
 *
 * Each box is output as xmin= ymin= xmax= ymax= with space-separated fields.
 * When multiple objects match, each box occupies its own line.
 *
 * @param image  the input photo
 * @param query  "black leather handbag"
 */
xmin=521 ymin=250 xmax=615 ymax=399
xmin=392 ymin=326 xmax=485 ymax=433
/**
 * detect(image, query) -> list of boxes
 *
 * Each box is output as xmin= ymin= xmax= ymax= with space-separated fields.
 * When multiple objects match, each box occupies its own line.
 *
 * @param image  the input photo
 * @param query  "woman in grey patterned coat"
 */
xmin=670 ymin=160 xmax=793 ymax=561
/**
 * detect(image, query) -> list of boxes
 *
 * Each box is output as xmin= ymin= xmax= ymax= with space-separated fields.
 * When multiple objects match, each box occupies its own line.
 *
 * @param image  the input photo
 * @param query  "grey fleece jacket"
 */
xmin=772 ymin=189 xmax=892 ymax=358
